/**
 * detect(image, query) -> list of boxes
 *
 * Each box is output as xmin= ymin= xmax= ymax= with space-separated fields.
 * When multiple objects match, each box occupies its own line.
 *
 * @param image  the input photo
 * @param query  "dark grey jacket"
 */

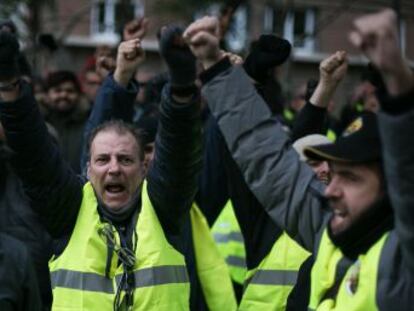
xmin=201 ymin=59 xmax=414 ymax=310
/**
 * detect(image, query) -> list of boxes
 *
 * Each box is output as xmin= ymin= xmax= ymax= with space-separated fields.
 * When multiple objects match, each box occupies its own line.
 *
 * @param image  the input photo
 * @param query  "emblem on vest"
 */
xmin=345 ymin=260 xmax=360 ymax=295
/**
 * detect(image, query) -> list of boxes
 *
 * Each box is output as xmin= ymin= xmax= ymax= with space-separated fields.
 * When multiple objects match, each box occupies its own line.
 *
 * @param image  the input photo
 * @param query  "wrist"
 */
xmin=310 ymin=82 xmax=336 ymax=108
xmin=169 ymin=67 xmax=196 ymax=88
xmin=202 ymin=50 xmax=225 ymax=70
xmin=170 ymin=84 xmax=197 ymax=104
xmin=114 ymin=69 xmax=133 ymax=88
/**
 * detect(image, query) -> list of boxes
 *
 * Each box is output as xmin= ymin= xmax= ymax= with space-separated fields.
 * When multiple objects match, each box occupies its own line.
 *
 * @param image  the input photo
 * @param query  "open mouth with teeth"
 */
xmin=103 ymin=182 xmax=130 ymax=206
xmin=105 ymin=184 xmax=126 ymax=193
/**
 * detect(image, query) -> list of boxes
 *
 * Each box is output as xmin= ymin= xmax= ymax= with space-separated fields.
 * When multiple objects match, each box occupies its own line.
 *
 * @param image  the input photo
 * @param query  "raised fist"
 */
xmin=123 ymin=17 xmax=149 ymax=41
xmin=114 ymin=39 xmax=145 ymax=86
xmin=319 ymin=51 xmax=348 ymax=87
xmin=183 ymin=16 xmax=223 ymax=69
xmin=159 ymin=25 xmax=196 ymax=87
xmin=349 ymin=9 xmax=413 ymax=95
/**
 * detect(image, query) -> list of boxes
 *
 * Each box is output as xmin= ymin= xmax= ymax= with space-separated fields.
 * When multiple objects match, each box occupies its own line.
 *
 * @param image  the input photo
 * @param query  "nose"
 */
xmin=317 ymin=161 xmax=329 ymax=177
xmin=324 ymin=176 xmax=341 ymax=198
xmin=108 ymin=158 xmax=120 ymax=174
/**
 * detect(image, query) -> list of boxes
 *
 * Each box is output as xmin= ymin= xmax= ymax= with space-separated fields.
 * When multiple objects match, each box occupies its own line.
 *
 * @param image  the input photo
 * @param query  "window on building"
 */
xmin=264 ymin=6 xmax=315 ymax=54
xmin=91 ymin=0 xmax=144 ymax=40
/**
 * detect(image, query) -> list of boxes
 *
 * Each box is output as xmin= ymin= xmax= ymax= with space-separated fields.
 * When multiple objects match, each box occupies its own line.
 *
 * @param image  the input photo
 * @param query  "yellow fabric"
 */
xmin=190 ymin=204 xmax=237 ymax=311
xmin=49 ymin=181 xmax=190 ymax=311
xmin=326 ymin=129 xmax=337 ymax=142
xmin=211 ymin=201 xmax=247 ymax=285
xmin=239 ymin=232 xmax=310 ymax=311
xmin=283 ymin=108 xmax=295 ymax=122
xmin=309 ymin=229 xmax=388 ymax=311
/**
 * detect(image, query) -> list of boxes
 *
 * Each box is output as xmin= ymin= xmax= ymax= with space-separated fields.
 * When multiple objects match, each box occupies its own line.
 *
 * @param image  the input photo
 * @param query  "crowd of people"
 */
xmin=0 ymin=7 xmax=413 ymax=311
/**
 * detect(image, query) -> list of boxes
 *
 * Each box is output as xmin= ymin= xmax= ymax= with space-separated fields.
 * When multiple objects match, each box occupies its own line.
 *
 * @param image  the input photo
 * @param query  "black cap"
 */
xmin=304 ymin=112 xmax=381 ymax=163
xmin=244 ymin=34 xmax=291 ymax=84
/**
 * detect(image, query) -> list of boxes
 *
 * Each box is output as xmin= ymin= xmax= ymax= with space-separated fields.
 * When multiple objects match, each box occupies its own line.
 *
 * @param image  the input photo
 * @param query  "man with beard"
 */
xmin=184 ymin=9 xmax=414 ymax=310
xmin=44 ymin=70 xmax=90 ymax=174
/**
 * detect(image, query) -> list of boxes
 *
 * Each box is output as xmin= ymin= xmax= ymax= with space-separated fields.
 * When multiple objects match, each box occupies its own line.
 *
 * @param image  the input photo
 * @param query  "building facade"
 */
xmin=16 ymin=0 xmax=414 ymax=109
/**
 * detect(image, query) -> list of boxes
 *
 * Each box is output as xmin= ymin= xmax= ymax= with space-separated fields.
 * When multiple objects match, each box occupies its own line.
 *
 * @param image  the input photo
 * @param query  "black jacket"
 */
xmin=0 ymin=158 xmax=52 ymax=309
xmin=0 ymin=233 xmax=41 ymax=311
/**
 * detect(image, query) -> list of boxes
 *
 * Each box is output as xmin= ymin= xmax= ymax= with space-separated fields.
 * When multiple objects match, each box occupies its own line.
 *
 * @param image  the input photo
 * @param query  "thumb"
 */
xmin=97 ymin=56 xmax=116 ymax=72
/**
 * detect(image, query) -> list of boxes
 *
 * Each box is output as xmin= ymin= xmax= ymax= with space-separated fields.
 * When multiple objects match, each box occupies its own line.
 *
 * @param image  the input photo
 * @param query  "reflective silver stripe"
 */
xmin=226 ymin=256 xmax=246 ymax=269
xmin=115 ymin=265 xmax=189 ymax=288
xmin=214 ymin=232 xmax=244 ymax=243
xmin=50 ymin=270 xmax=114 ymax=293
xmin=51 ymin=265 xmax=188 ymax=293
xmin=248 ymin=270 xmax=298 ymax=286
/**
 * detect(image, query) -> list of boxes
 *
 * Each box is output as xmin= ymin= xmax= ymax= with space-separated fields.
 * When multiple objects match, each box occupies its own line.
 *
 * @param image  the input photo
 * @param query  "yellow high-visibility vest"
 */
xmin=308 ymin=229 xmax=388 ymax=311
xmin=239 ymin=232 xmax=310 ymax=311
xmin=211 ymin=201 xmax=247 ymax=285
xmin=49 ymin=181 xmax=190 ymax=311
xmin=190 ymin=204 xmax=237 ymax=311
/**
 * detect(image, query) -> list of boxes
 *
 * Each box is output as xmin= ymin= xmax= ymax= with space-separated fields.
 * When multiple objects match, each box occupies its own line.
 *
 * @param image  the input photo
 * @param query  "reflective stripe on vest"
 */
xmin=239 ymin=232 xmax=310 ymax=311
xmin=51 ymin=270 xmax=113 ymax=293
xmin=226 ymin=255 xmax=246 ymax=268
xmin=214 ymin=231 xmax=244 ymax=243
xmin=51 ymin=265 xmax=189 ymax=293
xmin=190 ymin=205 xmax=237 ymax=311
xmin=309 ymin=229 xmax=388 ymax=311
xmin=246 ymin=269 xmax=299 ymax=286
xmin=49 ymin=181 xmax=190 ymax=311
xmin=211 ymin=201 xmax=247 ymax=285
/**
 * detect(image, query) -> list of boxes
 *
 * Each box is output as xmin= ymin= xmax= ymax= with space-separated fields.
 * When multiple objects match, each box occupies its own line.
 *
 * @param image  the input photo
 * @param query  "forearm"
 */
xmin=309 ymin=82 xmax=336 ymax=109
xmin=195 ymin=114 xmax=229 ymax=225
xmin=378 ymin=87 xmax=414 ymax=273
xmin=147 ymin=84 xmax=202 ymax=234
xmin=291 ymin=102 xmax=327 ymax=142
xmin=201 ymin=59 xmax=327 ymax=251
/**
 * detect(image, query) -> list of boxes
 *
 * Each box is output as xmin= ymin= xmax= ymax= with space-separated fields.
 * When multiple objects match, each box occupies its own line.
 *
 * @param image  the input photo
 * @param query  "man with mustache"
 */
xmin=185 ymin=9 xmax=414 ymax=310
xmin=0 ymin=24 xmax=202 ymax=310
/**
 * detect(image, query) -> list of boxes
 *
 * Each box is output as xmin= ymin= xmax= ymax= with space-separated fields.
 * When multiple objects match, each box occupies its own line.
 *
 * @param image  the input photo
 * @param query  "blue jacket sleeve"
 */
xmin=147 ymin=85 xmax=202 ymax=236
xmin=195 ymin=112 xmax=229 ymax=225
xmin=80 ymin=74 xmax=139 ymax=173
xmin=0 ymin=82 xmax=83 ymax=239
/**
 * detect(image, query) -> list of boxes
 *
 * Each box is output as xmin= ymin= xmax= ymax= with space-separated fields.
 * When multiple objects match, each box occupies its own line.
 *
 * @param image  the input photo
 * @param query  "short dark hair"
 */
xmin=45 ymin=70 xmax=82 ymax=93
xmin=87 ymin=120 xmax=145 ymax=161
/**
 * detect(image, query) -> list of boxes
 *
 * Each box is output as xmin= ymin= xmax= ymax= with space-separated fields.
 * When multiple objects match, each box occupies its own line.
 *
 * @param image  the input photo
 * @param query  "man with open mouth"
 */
xmin=187 ymin=9 xmax=414 ymax=311
xmin=0 ymin=22 xmax=202 ymax=310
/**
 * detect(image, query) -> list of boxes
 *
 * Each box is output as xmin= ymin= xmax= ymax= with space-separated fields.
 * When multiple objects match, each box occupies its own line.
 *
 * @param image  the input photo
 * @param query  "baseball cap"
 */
xmin=293 ymin=134 xmax=331 ymax=162
xmin=304 ymin=112 xmax=381 ymax=163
